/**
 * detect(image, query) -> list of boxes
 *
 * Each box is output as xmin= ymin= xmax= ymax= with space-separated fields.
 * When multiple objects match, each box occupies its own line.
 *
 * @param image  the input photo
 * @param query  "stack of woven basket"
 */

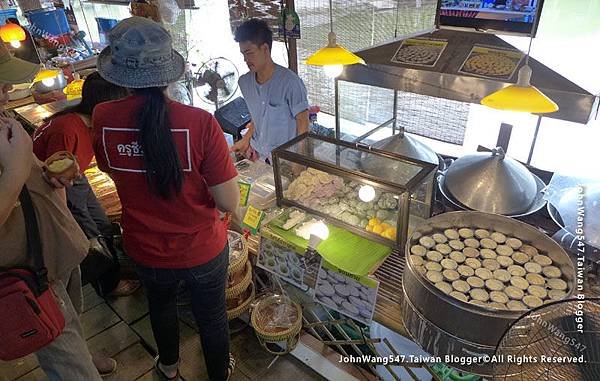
xmin=226 ymin=231 xmax=255 ymax=320
xmin=250 ymin=294 xmax=303 ymax=355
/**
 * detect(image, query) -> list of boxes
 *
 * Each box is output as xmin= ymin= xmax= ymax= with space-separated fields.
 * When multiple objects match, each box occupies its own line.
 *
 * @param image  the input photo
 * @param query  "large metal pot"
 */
xmin=443 ymin=148 xmax=539 ymax=216
xmin=402 ymin=211 xmax=575 ymax=377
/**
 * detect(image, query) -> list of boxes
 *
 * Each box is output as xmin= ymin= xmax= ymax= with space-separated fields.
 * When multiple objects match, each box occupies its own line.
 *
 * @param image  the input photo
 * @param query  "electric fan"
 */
xmin=493 ymin=297 xmax=600 ymax=380
xmin=192 ymin=57 xmax=239 ymax=109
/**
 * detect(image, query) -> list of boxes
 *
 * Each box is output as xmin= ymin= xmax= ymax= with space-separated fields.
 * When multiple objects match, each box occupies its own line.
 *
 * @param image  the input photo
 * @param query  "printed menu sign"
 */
xmin=314 ymin=260 xmax=379 ymax=325
xmin=391 ymin=38 xmax=448 ymax=67
xmin=459 ymin=45 xmax=525 ymax=80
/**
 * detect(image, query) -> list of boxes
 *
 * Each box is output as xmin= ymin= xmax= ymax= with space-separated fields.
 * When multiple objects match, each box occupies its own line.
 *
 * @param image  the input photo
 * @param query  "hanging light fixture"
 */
xmin=305 ymin=0 xmax=364 ymax=78
xmin=0 ymin=22 xmax=26 ymax=48
xmin=480 ymin=16 xmax=558 ymax=114
xmin=34 ymin=69 xmax=62 ymax=87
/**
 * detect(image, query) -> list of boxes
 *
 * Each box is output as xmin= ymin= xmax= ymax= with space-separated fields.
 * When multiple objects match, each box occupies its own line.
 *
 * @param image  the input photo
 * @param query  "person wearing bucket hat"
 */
xmin=93 ymin=17 xmax=240 ymax=381
xmin=0 ymin=44 xmax=104 ymax=380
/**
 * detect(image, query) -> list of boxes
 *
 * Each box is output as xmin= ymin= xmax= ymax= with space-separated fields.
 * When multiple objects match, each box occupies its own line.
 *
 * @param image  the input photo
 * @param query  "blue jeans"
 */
xmin=135 ymin=246 xmax=230 ymax=381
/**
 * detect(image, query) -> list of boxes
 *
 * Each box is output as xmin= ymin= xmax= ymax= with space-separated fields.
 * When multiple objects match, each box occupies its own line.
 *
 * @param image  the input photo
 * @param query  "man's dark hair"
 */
xmin=234 ymin=18 xmax=272 ymax=51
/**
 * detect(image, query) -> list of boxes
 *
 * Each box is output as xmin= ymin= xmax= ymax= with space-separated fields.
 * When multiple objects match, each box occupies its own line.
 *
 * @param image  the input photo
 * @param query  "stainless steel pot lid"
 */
xmin=438 ymin=173 xmax=547 ymax=217
xmin=444 ymin=147 xmax=538 ymax=215
xmin=369 ymin=133 xmax=439 ymax=165
xmin=360 ymin=133 xmax=439 ymax=184
xmin=551 ymin=184 xmax=600 ymax=248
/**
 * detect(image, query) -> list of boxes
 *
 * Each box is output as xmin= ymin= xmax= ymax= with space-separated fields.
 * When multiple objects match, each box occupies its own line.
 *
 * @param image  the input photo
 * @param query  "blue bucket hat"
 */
xmin=97 ymin=16 xmax=185 ymax=88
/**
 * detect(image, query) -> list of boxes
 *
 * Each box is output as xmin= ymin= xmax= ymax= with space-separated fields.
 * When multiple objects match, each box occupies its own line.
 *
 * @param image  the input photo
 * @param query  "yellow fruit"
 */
xmin=366 ymin=225 xmax=374 ymax=232
xmin=47 ymin=158 xmax=74 ymax=173
xmin=382 ymin=227 xmax=397 ymax=239
xmin=379 ymin=223 xmax=392 ymax=231
xmin=372 ymin=225 xmax=385 ymax=235
xmin=368 ymin=218 xmax=380 ymax=227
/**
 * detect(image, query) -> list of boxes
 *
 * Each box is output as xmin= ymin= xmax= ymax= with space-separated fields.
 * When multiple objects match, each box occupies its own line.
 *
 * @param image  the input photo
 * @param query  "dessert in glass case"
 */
xmin=272 ymin=134 xmax=437 ymax=248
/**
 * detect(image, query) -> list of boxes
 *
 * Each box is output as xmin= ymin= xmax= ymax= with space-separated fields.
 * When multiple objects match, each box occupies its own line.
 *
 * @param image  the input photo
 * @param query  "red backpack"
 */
xmin=0 ymin=186 xmax=65 ymax=361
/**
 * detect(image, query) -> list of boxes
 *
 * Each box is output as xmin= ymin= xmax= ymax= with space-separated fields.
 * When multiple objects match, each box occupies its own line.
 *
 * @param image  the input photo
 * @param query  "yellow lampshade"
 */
xmin=305 ymin=32 xmax=365 ymax=66
xmin=34 ymin=69 xmax=61 ymax=83
xmin=481 ymin=85 xmax=558 ymax=113
xmin=0 ymin=22 xmax=26 ymax=43
xmin=63 ymin=79 xmax=85 ymax=100
xmin=481 ymin=64 xmax=558 ymax=114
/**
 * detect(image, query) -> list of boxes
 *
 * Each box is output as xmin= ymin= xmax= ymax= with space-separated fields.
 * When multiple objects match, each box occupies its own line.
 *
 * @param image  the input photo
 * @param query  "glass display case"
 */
xmin=272 ymin=133 xmax=438 ymax=248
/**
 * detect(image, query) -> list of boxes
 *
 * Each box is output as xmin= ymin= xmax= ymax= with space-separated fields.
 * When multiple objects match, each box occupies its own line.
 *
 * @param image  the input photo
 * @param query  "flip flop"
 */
xmin=109 ymin=280 xmax=141 ymax=297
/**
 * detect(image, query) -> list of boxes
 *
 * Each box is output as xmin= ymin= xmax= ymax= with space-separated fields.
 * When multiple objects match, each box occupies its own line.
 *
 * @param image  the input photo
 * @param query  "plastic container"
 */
xmin=26 ymin=8 xmax=70 ymax=37
xmin=0 ymin=9 xmax=17 ymax=25
xmin=95 ymin=17 xmax=118 ymax=45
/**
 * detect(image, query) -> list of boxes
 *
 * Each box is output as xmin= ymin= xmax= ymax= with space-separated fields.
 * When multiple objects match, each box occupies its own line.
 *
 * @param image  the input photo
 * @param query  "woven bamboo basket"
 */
xmin=250 ymin=295 xmax=303 ymax=355
xmin=225 ymin=261 xmax=252 ymax=299
xmin=227 ymin=230 xmax=248 ymax=275
xmin=227 ymin=282 xmax=255 ymax=320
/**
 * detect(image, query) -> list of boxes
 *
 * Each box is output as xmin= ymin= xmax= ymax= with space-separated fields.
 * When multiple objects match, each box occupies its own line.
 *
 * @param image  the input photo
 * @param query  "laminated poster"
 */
xmin=257 ymin=230 xmax=317 ymax=292
xmin=314 ymin=260 xmax=380 ymax=325
xmin=391 ymin=38 xmax=448 ymax=67
xmin=458 ymin=44 xmax=525 ymax=80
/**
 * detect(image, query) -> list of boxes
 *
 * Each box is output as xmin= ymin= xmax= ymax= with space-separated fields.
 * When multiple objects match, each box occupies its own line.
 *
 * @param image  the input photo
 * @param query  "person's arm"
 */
xmin=202 ymin=116 xmax=240 ymax=211
xmin=209 ymin=177 xmax=240 ymax=213
xmin=230 ymin=121 xmax=254 ymax=154
xmin=296 ymin=109 xmax=309 ymax=135
xmin=0 ymin=118 xmax=33 ymax=226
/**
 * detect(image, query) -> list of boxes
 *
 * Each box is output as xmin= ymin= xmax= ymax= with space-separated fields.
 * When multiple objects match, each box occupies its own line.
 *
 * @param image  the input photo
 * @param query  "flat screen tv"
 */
xmin=436 ymin=0 xmax=544 ymax=37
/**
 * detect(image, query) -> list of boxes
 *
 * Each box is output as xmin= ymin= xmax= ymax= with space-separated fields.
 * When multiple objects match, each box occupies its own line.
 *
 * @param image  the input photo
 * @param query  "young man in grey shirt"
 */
xmin=232 ymin=19 xmax=309 ymax=163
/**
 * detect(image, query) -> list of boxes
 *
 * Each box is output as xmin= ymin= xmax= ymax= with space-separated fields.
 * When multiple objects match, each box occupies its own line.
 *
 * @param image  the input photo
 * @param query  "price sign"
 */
xmin=242 ymin=205 xmax=265 ymax=234
xmin=238 ymin=181 xmax=251 ymax=207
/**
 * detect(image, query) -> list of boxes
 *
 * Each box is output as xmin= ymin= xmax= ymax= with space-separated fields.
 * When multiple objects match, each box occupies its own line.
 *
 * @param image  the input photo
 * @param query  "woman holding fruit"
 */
xmin=32 ymin=72 xmax=141 ymax=299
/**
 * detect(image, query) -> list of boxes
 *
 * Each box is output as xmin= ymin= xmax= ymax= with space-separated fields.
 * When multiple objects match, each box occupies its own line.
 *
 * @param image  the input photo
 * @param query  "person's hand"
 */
xmin=41 ymin=170 xmax=76 ymax=188
xmin=230 ymin=137 xmax=250 ymax=154
xmin=0 ymin=117 xmax=33 ymax=183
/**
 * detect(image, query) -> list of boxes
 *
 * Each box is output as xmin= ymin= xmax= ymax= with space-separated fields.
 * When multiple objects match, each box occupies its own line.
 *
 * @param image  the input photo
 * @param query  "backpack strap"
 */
xmin=18 ymin=185 xmax=48 ymax=291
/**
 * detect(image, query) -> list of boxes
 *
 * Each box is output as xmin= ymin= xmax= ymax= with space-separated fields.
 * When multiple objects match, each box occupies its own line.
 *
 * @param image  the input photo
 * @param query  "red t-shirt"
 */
xmin=92 ymin=96 xmax=238 ymax=269
xmin=32 ymin=113 xmax=95 ymax=171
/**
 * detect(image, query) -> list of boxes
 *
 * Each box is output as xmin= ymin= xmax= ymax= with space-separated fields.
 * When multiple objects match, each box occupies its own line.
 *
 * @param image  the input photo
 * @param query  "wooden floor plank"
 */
xmin=230 ymin=327 xmax=277 ymax=379
xmin=131 ymin=316 xmax=158 ymax=354
xmin=104 ymin=343 xmax=155 ymax=381
xmin=81 ymin=303 xmax=121 ymax=340
xmin=106 ymin=289 xmax=148 ymax=324
xmin=0 ymin=355 xmax=39 ymax=381
xmin=262 ymin=355 xmax=327 ymax=381
xmin=86 ymin=321 xmax=139 ymax=358
xmin=82 ymin=284 xmax=105 ymax=313
xmin=134 ymin=370 xmax=162 ymax=381
xmin=13 ymin=367 xmax=45 ymax=381
xmin=178 ymin=321 xmax=209 ymax=381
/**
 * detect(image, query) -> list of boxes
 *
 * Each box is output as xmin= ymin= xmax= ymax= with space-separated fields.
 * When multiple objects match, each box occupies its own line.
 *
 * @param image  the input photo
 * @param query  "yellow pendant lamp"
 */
xmin=0 ymin=22 xmax=26 ymax=48
xmin=481 ymin=21 xmax=558 ymax=114
xmin=481 ymin=63 xmax=558 ymax=113
xmin=305 ymin=0 xmax=364 ymax=78
xmin=34 ymin=69 xmax=62 ymax=87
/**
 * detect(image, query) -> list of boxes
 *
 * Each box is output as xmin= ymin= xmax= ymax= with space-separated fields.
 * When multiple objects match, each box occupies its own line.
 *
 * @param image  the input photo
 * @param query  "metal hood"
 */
xmin=339 ymin=29 xmax=598 ymax=124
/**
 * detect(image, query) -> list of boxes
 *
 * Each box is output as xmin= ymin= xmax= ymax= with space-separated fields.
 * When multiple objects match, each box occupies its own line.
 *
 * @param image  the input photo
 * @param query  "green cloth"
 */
xmin=315 ymin=225 xmax=391 ymax=276
xmin=265 ymin=217 xmax=391 ymax=276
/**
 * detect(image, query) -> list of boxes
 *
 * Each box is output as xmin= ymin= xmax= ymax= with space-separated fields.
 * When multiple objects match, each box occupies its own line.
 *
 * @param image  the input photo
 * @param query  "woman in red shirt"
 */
xmin=33 ymin=72 xmax=140 ymax=299
xmin=94 ymin=17 xmax=239 ymax=381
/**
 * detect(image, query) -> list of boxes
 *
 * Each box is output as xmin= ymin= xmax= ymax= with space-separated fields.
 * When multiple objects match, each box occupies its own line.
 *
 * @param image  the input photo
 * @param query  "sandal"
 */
xmin=155 ymin=357 xmax=180 ymax=380
xmin=226 ymin=353 xmax=236 ymax=381
xmin=109 ymin=279 xmax=141 ymax=297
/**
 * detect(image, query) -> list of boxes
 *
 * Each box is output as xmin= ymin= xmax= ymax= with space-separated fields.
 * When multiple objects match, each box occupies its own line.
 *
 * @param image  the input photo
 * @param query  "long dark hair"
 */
xmin=48 ymin=72 xmax=128 ymax=119
xmin=134 ymin=87 xmax=183 ymax=199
